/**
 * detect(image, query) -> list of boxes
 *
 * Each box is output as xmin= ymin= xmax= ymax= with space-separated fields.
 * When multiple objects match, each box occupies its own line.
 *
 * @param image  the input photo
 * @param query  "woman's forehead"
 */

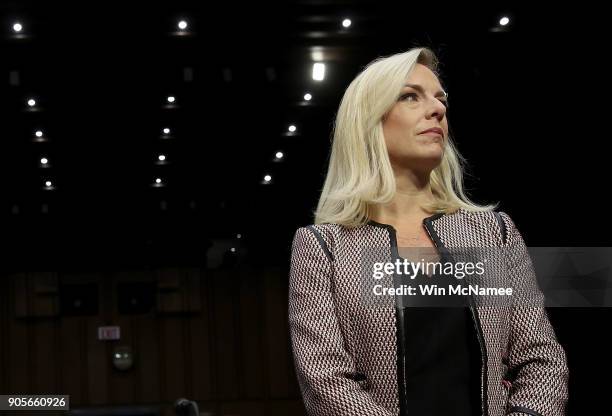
xmin=404 ymin=65 xmax=445 ymax=94
xmin=405 ymin=65 xmax=440 ymax=84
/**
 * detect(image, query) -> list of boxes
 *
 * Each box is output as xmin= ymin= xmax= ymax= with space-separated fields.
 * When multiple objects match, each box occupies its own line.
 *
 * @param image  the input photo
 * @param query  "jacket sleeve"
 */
xmin=288 ymin=226 xmax=394 ymax=416
xmin=499 ymin=212 xmax=569 ymax=416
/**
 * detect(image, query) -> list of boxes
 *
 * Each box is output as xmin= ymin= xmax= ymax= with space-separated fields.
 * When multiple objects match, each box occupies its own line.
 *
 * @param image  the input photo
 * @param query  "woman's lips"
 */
xmin=419 ymin=127 xmax=444 ymax=137
xmin=419 ymin=127 xmax=444 ymax=138
xmin=419 ymin=131 xmax=443 ymax=141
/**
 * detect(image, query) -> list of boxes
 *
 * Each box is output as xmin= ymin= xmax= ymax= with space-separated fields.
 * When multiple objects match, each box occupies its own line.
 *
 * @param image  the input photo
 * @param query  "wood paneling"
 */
xmin=0 ymin=265 xmax=305 ymax=415
xmin=14 ymin=272 xmax=59 ymax=318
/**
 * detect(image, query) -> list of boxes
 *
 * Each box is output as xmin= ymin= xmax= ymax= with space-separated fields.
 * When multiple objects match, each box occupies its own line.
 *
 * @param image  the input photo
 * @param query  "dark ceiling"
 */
xmin=0 ymin=2 xmax=604 ymax=269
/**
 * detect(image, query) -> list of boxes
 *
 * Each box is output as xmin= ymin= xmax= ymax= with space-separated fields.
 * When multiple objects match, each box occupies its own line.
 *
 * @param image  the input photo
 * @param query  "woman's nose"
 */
xmin=426 ymin=98 xmax=446 ymax=119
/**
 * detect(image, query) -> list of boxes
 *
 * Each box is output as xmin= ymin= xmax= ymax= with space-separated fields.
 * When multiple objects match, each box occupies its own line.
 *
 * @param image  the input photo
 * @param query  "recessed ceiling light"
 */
xmin=312 ymin=63 xmax=325 ymax=81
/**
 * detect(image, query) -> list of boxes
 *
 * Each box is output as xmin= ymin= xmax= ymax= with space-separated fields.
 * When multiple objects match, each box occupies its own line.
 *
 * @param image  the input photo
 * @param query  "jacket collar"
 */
xmin=366 ymin=211 xmax=446 ymax=230
xmin=366 ymin=211 xmax=451 ymax=262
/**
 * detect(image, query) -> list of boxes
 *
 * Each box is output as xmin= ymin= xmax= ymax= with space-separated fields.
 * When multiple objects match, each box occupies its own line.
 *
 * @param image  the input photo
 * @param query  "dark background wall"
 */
xmin=0 ymin=266 xmax=302 ymax=416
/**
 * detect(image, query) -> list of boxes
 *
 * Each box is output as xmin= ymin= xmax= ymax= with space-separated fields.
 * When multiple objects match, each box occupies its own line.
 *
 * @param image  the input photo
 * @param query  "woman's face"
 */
xmin=382 ymin=63 xmax=449 ymax=173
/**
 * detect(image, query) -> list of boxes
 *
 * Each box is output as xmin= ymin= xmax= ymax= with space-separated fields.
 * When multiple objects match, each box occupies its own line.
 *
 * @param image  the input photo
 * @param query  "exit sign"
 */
xmin=98 ymin=326 xmax=120 ymax=340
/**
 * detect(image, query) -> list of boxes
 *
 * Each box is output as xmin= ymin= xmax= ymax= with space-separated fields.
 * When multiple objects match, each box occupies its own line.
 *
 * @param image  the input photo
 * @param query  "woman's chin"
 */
xmin=393 ymin=156 xmax=443 ymax=173
xmin=419 ymin=147 xmax=444 ymax=161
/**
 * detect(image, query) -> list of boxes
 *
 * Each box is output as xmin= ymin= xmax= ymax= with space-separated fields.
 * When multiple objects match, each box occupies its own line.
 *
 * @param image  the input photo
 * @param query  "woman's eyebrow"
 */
xmin=403 ymin=83 xmax=448 ymax=98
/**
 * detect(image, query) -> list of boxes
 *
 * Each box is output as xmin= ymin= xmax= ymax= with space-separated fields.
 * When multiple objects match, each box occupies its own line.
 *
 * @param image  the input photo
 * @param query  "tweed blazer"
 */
xmin=288 ymin=208 xmax=569 ymax=416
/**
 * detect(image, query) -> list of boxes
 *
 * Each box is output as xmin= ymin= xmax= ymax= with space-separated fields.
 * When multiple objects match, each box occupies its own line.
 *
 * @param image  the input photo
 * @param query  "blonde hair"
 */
xmin=314 ymin=47 xmax=498 ymax=228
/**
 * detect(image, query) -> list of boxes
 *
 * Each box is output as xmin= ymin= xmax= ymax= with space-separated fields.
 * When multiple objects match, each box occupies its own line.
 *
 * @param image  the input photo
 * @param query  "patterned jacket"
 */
xmin=288 ymin=208 xmax=568 ymax=416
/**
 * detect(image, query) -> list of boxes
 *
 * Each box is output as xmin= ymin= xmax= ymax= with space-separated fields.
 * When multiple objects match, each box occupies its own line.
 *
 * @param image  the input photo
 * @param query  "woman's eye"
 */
xmin=400 ymin=93 xmax=418 ymax=102
xmin=400 ymin=93 xmax=449 ymax=109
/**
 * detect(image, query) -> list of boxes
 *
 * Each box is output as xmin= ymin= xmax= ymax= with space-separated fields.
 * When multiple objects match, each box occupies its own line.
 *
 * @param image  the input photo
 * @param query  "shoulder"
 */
xmin=446 ymin=207 xmax=503 ymax=227
xmin=291 ymin=224 xmax=343 ymax=262
xmin=293 ymin=223 xmax=342 ymax=242
xmin=453 ymin=207 xmax=515 ymax=225
xmin=451 ymin=208 xmax=516 ymax=245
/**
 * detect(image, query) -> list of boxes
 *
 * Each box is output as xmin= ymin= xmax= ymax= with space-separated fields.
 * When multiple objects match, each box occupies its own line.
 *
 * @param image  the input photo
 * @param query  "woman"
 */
xmin=288 ymin=47 xmax=568 ymax=416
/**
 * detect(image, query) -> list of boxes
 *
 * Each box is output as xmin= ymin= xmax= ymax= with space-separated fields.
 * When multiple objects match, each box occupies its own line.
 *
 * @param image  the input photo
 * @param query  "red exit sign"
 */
xmin=98 ymin=326 xmax=121 ymax=340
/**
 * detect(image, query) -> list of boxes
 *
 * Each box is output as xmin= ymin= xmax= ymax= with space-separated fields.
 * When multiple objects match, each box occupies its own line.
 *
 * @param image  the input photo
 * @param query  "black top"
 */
xmin=396 ymin=265 xmax=482 ymax=416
